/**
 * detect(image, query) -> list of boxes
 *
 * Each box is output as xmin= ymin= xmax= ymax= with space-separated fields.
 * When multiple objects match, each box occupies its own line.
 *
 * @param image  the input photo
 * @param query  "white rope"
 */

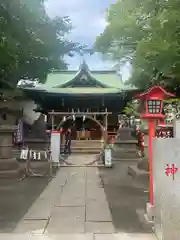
xmin=19 ymin=149 xmax=53 ymax=180
xmin=20 ymin=149 xmax=29 ymax=160
xmin=20 ymin=149 xmax=51 ymax=161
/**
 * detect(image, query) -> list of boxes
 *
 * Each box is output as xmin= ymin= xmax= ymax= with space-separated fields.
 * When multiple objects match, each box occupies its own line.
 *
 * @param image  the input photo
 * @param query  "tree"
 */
xmin=95 ymin=0 xmax=180 ymax=90
xmin=0 ymin=0 xmax=82 ymax=92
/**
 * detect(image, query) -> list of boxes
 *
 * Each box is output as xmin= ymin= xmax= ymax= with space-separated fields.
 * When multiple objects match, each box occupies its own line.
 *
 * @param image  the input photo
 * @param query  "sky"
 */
xmin=45 ymin=0 xmax=130 ymax=80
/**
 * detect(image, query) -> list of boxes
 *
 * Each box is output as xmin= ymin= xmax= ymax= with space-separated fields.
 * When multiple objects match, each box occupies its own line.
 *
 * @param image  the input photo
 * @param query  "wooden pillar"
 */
xmin=51 ymin=110 xmax=55 ymax=130
xmin=103 ymin=108 xmax=108 ymax=145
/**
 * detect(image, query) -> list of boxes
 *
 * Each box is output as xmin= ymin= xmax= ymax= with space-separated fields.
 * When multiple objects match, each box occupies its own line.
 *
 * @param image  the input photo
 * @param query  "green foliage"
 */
xmin=95 ymin=0 xmax=180 ymax=89
xmin=0 ymin=0 xmax=82 ymax=91
xmin=123 ymin=101 xmax=140 ymax=117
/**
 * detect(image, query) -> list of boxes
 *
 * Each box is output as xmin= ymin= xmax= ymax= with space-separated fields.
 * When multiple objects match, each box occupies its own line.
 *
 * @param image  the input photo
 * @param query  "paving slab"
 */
xmin=56 ymin=195 xmax=86 ymax=207
xmin=63 ymin=154 xmax=97 ymax=166
xmin=86 ymin=185 xmax=107 ymax=201
xmin=94 ymin=233 xmax=157 ymax=240
xmin=55 ymin=168 xmax=86 ymax=207
xmin=31 ymin=233 xmax=93 ymax=240
xmin=0 ymin=233 xmax=31 ymax=240
xmin=22 ymin=170 xmax=67 ymax=220
xmin=14 ymin=220 xmax=47 ymax=234
xmin=45 ymin=207 xmax=85 ymax=233
xmin=0 ymin=233 xmax=94 ymax=240
xmin=86 ymin=199 xmax=112 ymax=222
xmin=85 ymin=222 xmax=115 ymax=234
xmin=86 ymin=170 xmax=107 ymax=203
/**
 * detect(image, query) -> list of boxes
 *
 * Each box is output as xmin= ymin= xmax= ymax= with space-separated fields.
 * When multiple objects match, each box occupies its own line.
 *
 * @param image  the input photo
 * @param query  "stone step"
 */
xmin=71 ymin=146 xmax=102 ymax=150
xmin=71 ymin=143 xmax=102 ymax=147
xmin=71 ymin=145 xmax=102 ymax=148
xmin=112 ymin=157 xmax=140 ymax=161
xmin=0 ymin=158 xmax=20 ymax=171
xmin=112 ymin=152 xmax=138 ymax=159
xmin=72 ymin=149 xmax=101 ymax=154
xmin=113 ymin=145 xmax=137 ymax=152
xmin=115 ymin=140 xmax=137 ymax=144
xmin=0 ymin=169 xmax=21 ymax=179
xmin=71 ymin=140 xmax=101 ymax=144
xmin=114 ymin=145 xmax=137 ymax=150
xmin=112 ymin=148 xmax=137 ymax=153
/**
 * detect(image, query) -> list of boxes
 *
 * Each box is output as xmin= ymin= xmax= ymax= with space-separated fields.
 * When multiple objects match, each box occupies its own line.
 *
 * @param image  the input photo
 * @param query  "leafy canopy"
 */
xmin=0 ymin=0 xmax=82 ymax=91
xmin=95 ymin=0 xmax=180 ymax=90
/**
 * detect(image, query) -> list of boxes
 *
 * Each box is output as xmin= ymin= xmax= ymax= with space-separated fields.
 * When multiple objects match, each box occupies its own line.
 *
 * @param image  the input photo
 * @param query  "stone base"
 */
xmin=128 ymin=165 xmax=149 ymax=180
xmin=146 ymin=202 xmax=154 ymax=222
xmin=137 ymin=157 xmax=149 ymax=171
xmin=0 ymin=158 xmax=20 ymax=179
xmin=136 ymin=208 xmax=154 ymax=231
xmin=52 ymin=162 xmax=60 ymax=168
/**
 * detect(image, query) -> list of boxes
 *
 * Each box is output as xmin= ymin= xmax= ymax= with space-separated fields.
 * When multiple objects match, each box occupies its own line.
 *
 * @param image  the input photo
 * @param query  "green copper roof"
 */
xmin=45 ymin=72 xmax=75 ymax=87
xmin=44 ymin=71 xmax=124 ymax=89
xmin=36 ymin=62 xmax=137 ymax=94
xmin=44 ymin=87 xmax=120 ymax=94
xmin=91 ymin=73 xmax=123 ymax=88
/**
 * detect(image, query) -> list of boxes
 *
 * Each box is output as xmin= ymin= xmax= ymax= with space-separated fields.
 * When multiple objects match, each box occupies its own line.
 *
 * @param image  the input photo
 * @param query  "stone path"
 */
xmin=61 ymin=154 xmax=99 ymax=166
xmin=1 ymin=155 xmax=156 ymax=239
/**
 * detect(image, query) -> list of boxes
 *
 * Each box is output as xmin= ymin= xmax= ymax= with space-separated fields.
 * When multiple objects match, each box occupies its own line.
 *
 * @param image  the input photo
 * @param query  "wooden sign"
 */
xmin=156 ymin=127 xmax=173 ymax=138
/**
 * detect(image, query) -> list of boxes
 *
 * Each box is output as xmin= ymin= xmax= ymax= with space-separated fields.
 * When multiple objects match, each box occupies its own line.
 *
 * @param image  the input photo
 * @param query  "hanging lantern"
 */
xmin=72 ymin=115 xmax=75 ymax=121
xmin=83 ymin=115 xmax=86 ymax=122
xmin=63 ymin=116 xmax=66 ymax=122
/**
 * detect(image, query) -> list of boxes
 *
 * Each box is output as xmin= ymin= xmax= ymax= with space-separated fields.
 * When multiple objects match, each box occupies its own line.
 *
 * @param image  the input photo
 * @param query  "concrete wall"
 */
xmin=153 ymin=138 xmax=180 ymax=240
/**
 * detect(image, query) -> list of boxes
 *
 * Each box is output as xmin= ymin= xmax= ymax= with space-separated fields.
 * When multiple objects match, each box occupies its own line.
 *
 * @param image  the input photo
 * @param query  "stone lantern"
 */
xmin=0 ymin=102 xmax=22 ymax=179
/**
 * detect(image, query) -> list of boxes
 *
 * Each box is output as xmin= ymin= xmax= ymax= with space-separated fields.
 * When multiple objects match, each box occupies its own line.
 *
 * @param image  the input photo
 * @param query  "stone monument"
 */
xmin=153 ymin=138 xmax=180 ymax=240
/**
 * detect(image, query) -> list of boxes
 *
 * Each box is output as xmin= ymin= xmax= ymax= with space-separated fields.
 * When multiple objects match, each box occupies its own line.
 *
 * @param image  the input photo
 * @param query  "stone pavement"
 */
xmin=60 ymin=154 xmax=99 ymax=166
xmin=2 ymin=155 xmax=156 ymax=239
xmin=0 ymin=233 xmax=157 ymax=239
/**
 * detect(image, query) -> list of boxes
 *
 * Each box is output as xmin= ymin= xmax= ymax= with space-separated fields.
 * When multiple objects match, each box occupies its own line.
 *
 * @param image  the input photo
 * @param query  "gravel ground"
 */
xmin=0 ymin=175 xmax=50 ymax=233
xmin=98 ymin=161 xmax=152 ymax=234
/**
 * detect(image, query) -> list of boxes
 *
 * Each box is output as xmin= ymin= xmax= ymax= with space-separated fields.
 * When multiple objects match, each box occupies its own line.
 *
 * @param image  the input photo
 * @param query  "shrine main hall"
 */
xmin=22 ymin=61 xmax=139 ymax=142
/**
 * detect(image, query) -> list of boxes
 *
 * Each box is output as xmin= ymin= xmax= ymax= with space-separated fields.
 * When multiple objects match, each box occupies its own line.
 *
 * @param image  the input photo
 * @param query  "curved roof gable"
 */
xmin=44 ymin=61 xmax=124 ymax=89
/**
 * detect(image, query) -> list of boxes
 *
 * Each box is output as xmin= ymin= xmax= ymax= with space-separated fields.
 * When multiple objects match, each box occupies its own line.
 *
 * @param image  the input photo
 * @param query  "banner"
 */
xmin=50 ymin=130 xmax=61 ymax=166
xmin=14 ymin=119 xmax=24 ymax=144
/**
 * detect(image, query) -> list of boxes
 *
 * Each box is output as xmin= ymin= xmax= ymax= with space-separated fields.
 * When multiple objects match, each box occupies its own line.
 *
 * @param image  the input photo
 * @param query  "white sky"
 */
xmin=45 ymin=0 xmax=131 ymax=80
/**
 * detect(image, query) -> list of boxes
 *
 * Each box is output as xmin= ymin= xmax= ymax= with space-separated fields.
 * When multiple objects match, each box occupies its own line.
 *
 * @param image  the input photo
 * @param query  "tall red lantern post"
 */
xmin=135 ymin=86 xmax=175 ymax=206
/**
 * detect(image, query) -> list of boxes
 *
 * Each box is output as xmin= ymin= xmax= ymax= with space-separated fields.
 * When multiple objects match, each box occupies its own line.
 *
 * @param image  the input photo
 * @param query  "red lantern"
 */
xmin=135 ymin=86 xmax=175 ymax=206
xmin=136 ymin=86 xmax=174 ymax=120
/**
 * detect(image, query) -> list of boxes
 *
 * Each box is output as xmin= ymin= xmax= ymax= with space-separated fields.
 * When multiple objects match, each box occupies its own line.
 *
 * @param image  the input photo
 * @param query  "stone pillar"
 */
xmin=173 ymin=119 xmax=180 ymax=138
xmin=0 ymin=125 xmax=20 ymax=179
xmin=103 ymin=114 xmax=108 ymax=144
xmin=153 ymin=138 xmax=180 ymax=239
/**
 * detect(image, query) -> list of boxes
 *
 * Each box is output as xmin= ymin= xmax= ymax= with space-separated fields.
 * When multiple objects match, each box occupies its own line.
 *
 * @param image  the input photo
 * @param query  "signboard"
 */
xmin=156 ymin=127 xmax=173 ymax=138
xmin=14 ymin=119 xmax=23 ymax=144
xmin=104 ymin=147 xmax=112 ymax=167
xmin=50 ymin=130 xmax=61 ymax=166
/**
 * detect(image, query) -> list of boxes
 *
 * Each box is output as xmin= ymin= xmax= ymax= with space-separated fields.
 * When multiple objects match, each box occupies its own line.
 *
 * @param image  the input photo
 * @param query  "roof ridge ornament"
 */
xmin=79 ymin=59 xmax=89 ymax=71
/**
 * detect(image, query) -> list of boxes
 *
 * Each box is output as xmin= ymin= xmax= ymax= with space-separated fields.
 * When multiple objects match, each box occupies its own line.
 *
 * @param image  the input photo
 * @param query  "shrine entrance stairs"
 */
xmin=70 ymin=140 xmax=102 ymax=154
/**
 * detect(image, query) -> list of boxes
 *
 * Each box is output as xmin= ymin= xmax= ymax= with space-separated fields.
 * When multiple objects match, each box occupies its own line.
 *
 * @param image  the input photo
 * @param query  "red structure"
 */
xmin=136 ymin=86 xmax=175 ymax=206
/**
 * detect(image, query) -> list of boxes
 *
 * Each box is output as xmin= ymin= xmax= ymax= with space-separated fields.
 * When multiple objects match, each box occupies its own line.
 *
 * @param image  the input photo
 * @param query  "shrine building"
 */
xmin=22 ymin=61 xmax=140 ymax=143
